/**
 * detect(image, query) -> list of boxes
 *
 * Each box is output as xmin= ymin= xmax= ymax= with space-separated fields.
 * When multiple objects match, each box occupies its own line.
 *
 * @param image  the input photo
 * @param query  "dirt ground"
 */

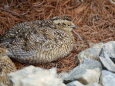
xmin=0 ymin=0 xmax=115 ymax=72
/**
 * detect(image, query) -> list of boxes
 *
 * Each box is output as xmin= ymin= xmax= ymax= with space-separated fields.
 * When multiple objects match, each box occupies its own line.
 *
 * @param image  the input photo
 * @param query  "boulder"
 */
xmin=67 ymin=81 xmax=101 ymax=86
xmin=8 ymin=66 xmax=66 ymax=86
xmin=78 ymin=43 xmax=104 ymax=63
xmin=99 ymin=41 xmax=115 ymax=72
xmin=59 ymin=59 xmax=102 ymax=85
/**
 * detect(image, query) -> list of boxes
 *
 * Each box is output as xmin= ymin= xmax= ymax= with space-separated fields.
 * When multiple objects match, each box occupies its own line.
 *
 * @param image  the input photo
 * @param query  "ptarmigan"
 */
xmin=0 ymin=16 xmax=77 ymax=64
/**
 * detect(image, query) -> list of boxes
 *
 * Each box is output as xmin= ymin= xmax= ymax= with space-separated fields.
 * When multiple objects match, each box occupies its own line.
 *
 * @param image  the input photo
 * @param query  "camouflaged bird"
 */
xmin=0 ymin=48 xmax=17 ymax=86
xmin=0 ymin=16 xmax=77 ymax=64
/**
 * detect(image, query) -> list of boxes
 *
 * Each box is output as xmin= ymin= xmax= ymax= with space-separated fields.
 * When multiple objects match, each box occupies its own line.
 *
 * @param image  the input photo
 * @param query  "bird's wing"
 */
xmin=0 ymin=20 xmax=43 ymax=43
xmin=0 ymin=21 xmax=69 ymax=58
xmin=8 ymin=26 xmax=67 ymax=55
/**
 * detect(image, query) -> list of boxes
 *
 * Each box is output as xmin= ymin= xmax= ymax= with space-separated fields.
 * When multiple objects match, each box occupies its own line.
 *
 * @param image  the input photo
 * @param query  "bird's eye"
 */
xmin=58 ymin=23 xmax=61 ymax=25
xmin=62 ymin=23 xmax=66 ymax=25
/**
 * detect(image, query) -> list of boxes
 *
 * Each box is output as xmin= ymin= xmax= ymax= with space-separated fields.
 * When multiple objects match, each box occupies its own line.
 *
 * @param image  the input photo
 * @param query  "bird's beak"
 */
xmin=71 ymin=25 xmax=78 ymax=29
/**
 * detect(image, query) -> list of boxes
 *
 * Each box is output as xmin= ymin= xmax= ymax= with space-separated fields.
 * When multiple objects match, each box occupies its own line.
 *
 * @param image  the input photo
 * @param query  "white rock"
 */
xmin=59 ymin=59 xmax=102 ymax=85
xmin=78 ymin=43 xmax=104 ymax=63
xmin=67 ymin=81 xmax=84 ymax=86
xmin=101 ymin=70 xmax=115 ymax=86
xmin=0 ymin=83 xmax=7 ymax=86
xmin=87 ymin=83 xmax=102 ymax=86
xmin=80 ymin=68 xmax=101 ymax=84
xmin=67 ymin=81 xmax=102 ymax=86
xmin=8 ymin=66 xmax=66 ymax=86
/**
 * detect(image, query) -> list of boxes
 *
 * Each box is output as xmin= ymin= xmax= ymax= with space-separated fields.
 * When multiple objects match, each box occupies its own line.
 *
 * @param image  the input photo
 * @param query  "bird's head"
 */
xmin=51 ymin=16 xmax=77 ymax=32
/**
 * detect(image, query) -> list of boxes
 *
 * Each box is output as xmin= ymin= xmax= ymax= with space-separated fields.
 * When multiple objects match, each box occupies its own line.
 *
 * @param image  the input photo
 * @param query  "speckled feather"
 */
xmin=0 ymin=16 xmax=76 ymax=64
xmin=0 ymin=48 xmax=17 ymax=85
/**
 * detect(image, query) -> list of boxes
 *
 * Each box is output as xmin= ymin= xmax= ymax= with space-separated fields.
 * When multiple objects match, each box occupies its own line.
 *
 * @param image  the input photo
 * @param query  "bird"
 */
xmin=0 ymin=16 xmax=77 ymax=64
xmin=0 ymin=48 xmax=17 ymax=85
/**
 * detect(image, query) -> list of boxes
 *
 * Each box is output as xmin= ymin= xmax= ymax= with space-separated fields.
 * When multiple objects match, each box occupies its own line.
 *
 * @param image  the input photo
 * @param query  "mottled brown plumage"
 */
xmin=0 ymin=16 xmax=76 ymax=64
xmin=0 ymin=48 xmax=17 ymax=85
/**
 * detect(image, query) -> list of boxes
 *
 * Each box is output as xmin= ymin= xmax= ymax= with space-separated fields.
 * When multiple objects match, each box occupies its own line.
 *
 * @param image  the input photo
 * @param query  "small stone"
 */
xmin=87 ymin=83 xmax=102 ymax=86
xmin=8 ymin=66 xmax=66 ymax=86
xmin=99 ymin=41 xmax=115 ymax=72
xmin=78 ymin=43 xmax=104 ymax=63
xmin=101 ymin=70 xmax=115 ymax=86
xmin=59 ymin=59 xmax=102 ymax=85
xmin=103 ymin=41 xmax=115 ymax=59
xmin=67 ymin=81 xmax=101 ymax=86
xmin=67 ymin=81 xmax=84 ymax=86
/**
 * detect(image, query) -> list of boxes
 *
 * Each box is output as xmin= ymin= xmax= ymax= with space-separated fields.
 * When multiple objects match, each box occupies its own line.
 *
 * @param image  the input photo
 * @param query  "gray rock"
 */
xmin=101 ymin=70 xmax=115 ymax=86
xmin=99 ymin=41 xmax=115 ymax=72
xmin=59 ymin=59 xmax=102 ymax=85
xmin=87 ymin=83 xmax=102 ymax=86
xmin=67 ymin=81 xmax=102 ymax=86
xmin=0 ymin=83 xmax=7 ymax=86
xmin=67 ymin=81 xmax=84 ymax=86
xmin=78 ymin=43 xmax=104 ymax=63
xmin=104 ymin=41 xmax=115 ymax=59
xmin=8 ymin=66 xmax=66 ymax=86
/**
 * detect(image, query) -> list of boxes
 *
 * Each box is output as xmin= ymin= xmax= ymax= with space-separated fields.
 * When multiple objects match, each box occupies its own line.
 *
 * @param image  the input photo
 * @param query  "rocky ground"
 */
xmin=1 ymin=41 xmax=115 ymax=86
xmin=0 ymin=0 xmax=115 ymax=86
xmin=0 ymin=0 xmax=115 ymax=72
